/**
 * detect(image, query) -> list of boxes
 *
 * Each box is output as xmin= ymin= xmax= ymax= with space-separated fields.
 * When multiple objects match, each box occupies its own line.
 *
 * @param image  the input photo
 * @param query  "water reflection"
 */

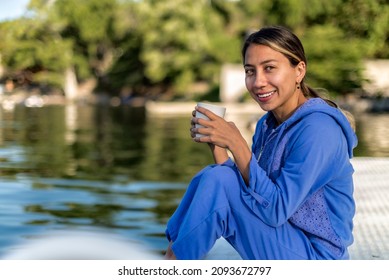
xmin=0 ymin=103 xmax=388 ymax=258
xmin=0 ymin=104 xmax=214 ymax=257
xmin=354 ymin=113 xmax=389 ymax=157
xmin=1 ymin=104 xmax=215 ymax=181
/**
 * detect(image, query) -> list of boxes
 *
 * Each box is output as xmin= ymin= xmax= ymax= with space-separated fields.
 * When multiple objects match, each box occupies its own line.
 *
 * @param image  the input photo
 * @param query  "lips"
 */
xmin=258 ymin=90 xmax=276 ymax=98
xmin=256 ymin=90 xmax=276 ymax=101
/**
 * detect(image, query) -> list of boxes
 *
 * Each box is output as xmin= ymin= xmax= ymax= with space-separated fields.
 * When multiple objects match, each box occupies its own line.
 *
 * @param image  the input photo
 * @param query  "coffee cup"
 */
xmin=195 ymin=102 xmax=226 ymax=138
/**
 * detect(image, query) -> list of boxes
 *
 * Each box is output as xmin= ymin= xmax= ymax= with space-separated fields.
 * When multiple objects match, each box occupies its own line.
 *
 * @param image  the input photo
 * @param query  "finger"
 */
xmin=191 ymin=126 xmax=203 ymax=136
xmin=192 ymin=125 xmax=212 ymax=141
xmin=190 ymin=127 xmax=196 ymax=138
xmin=193 ymin=135 xmax=207 ymax=143
xmin=196 ymin=106 xmax=219 ymax=120
xmin=194 ymin=134 xmax=212 ymax=144
xmin=196 ymin=116 xmax=217 ymax=129
xmin=190 ymin=117 xmax=196 ymax=127
xmin=191 ymin=116 xmax=198 ymax=125
xmin=195 ymin=126 xmax=215 ymax=139
xmin=193 ymin=117 xmax=210 ymax=129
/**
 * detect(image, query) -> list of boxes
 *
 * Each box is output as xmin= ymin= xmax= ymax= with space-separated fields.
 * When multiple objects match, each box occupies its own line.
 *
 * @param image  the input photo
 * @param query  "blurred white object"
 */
xmin=3 ymin=230 xmax=160 ymax=260
xmin=1 ymin=99 xmax=15 ymax=111
xmin=24 ymin=95 xmax=44 ymax=107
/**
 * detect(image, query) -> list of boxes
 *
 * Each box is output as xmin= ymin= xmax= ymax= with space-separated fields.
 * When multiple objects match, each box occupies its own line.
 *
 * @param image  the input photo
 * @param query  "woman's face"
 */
xmin=244 ymin=44 xmax=306 ymax=123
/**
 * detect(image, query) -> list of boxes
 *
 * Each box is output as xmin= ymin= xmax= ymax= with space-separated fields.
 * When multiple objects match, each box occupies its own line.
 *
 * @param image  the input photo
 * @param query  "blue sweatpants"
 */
xmin=165 ymin=160 xmax=318 ymax=260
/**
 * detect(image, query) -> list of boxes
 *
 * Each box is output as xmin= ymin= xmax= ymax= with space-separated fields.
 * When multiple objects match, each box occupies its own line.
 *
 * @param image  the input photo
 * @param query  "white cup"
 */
xmin=195 ymin=102 xmax=226 ymax=138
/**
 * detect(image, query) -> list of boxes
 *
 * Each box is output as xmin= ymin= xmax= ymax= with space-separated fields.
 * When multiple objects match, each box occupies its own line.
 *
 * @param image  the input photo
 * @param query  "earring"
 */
xmin=296 ymin=83 xmax=300 ymax=89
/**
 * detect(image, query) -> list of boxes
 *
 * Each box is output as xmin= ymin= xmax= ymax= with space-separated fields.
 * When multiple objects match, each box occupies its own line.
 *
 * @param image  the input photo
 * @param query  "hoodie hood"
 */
xmin=280 ymin=98 xmax=358 ymax=158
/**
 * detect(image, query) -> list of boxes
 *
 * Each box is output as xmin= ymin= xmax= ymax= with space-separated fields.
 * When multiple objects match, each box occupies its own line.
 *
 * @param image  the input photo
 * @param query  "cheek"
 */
xmin=245 ymin=76 xmax=252 ymax=90
xmin=269 ymin=71 xmax=284 ymax=84
xmin=270 ymin=72 xmax=294 ymax=91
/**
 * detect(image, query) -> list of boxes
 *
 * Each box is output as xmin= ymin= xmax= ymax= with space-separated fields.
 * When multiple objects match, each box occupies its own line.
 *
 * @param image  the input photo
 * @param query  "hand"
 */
xmin=190 ymin=105 xmax=252 ymax=182
xmin=190 ymin=106 xmax=239 ymax=150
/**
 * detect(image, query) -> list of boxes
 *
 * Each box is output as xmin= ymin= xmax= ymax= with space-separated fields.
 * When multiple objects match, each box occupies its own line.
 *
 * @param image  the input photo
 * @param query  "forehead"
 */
xmin=244 ymin=44 xmax=288 ymax=65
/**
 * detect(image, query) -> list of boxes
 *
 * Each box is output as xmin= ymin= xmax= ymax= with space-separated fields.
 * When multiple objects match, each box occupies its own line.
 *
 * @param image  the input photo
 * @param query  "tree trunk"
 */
xmin=64 ymin=66 xmax=78 ymax=101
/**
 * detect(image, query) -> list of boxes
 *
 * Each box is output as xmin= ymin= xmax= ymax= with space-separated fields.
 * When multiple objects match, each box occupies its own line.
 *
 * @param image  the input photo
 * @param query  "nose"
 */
xmin=253 ymin=71 xmax=267 ymax=88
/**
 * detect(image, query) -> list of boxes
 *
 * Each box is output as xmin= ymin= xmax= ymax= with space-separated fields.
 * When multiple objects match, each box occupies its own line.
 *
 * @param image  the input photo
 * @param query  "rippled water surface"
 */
xmin=0 ymin=104 xmax=387 ymax=258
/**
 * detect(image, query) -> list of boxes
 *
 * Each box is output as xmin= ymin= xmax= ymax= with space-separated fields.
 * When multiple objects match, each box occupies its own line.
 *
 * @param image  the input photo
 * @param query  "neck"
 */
xmin=273 ymin=92 xmax=307 ymax=124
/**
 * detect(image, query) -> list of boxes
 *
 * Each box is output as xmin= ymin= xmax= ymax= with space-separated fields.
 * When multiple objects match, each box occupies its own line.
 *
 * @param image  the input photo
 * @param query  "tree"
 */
xmin=0 ymin=16 xmax=71 ymax=91
xmin=302 ymin=25 xmax=365 ymax=95
xmin=0 ymin=0 xmax=123 ymax=99
xmin=1 ymin=0 xmax=387 ymax=100
xmin=124 ymin=0 xmax=242 ymax=98
xmin=335 ymin=0 xmax=389 ymax=58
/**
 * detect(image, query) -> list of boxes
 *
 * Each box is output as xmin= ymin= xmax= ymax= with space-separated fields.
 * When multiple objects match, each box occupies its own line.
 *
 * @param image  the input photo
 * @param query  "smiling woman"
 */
xmin=164 ymin=25 xmax=358 ymax=260
xmin=243 ymin=43 xmax=307 ymax=122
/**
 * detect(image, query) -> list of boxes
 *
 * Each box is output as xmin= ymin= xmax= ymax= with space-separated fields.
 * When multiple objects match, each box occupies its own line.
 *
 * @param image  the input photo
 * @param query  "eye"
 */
xmin=245 ymin=68 xmax=254 ymax=76
xmin=264 ymin=65 xmax=275 ymax=72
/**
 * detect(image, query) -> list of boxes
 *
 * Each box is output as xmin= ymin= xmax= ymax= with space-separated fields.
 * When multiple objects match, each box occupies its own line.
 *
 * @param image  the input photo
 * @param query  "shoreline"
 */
xmin=145 ymin=100 xmax=264 ymax=116
xmin=2 ymin=89 xmax=389 ymax=114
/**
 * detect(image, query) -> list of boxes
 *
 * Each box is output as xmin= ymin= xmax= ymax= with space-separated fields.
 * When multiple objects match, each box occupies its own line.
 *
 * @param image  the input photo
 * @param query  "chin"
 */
xmin=257 ymin=101 xmax=274 ymax=112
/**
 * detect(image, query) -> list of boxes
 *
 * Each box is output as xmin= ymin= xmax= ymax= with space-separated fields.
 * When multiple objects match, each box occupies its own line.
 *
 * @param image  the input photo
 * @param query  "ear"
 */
xmin=295 ymin=61 xmax=306 ymax=83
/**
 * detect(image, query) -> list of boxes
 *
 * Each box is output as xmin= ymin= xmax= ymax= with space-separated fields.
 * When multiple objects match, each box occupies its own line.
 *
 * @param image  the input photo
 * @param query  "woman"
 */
xmin=164 ymin=26 xmax=357 ymax=260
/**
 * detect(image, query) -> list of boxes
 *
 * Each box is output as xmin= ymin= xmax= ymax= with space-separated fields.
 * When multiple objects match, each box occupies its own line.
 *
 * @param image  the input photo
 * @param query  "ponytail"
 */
xmin=302 ymin=82 xmax=356 ymax=131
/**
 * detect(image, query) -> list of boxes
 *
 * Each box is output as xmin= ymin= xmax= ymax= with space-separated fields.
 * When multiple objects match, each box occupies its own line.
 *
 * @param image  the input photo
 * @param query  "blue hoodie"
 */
xmin=242 ymin=98 xmax=358 ymax=259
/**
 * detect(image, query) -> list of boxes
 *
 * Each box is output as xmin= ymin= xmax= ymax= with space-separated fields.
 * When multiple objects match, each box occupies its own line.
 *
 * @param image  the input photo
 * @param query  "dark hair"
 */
xmin=242 ymin=26 xmax=336 ymax=107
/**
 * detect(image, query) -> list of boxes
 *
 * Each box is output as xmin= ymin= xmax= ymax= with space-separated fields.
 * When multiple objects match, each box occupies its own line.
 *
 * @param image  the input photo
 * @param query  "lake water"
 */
xmin=0 ymin=103 xmax=388 ymax=258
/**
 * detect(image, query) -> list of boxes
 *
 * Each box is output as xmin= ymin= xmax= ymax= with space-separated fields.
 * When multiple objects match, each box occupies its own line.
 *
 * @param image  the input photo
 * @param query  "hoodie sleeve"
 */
xmin=241 ymin=113 xmax=351 ymax=227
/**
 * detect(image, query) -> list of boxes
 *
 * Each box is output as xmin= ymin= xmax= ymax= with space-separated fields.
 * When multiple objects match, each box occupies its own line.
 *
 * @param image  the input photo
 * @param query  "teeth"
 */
xmin=258 ymin=90 xmax=275 ymax=98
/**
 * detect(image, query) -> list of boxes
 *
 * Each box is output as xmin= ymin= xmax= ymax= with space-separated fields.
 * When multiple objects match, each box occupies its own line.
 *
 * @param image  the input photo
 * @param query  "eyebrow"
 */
xmin=244 ymin=59 xmax=278 ymax=68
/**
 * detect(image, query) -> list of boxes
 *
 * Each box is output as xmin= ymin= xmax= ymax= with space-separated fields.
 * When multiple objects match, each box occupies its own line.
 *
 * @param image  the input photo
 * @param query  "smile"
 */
xmin=257 ymin=90 xmax=276 ymax=98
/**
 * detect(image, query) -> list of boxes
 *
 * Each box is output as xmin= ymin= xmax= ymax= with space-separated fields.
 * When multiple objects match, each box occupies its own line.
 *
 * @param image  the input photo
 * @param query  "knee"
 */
xmin=200 ymin=165 xmax=239 ymax=190
xmin=193 ymin=165 xmax=240 ymax=209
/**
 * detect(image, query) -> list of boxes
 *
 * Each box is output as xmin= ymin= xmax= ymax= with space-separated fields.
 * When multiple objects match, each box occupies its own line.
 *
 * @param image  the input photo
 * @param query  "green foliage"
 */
xmin=133 ymin=0 xmax=239 ymax=95
xmin=335 ymin=0 xmax=389 ymax=58
xmin=302 ymin=25 xmax=365 ymax=95
xmin=261 ymin=0 xmax=342 ymax=29
xmin=107 ymin=0 xmax=244 ymax=97
xmin=0 ymin=0 xmax=388 ymax=99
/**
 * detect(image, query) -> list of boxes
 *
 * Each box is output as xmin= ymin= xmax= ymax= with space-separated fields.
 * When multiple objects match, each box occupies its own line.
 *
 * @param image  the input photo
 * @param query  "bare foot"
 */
xmin=164 ymin=241 xmax=177 ymax=260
